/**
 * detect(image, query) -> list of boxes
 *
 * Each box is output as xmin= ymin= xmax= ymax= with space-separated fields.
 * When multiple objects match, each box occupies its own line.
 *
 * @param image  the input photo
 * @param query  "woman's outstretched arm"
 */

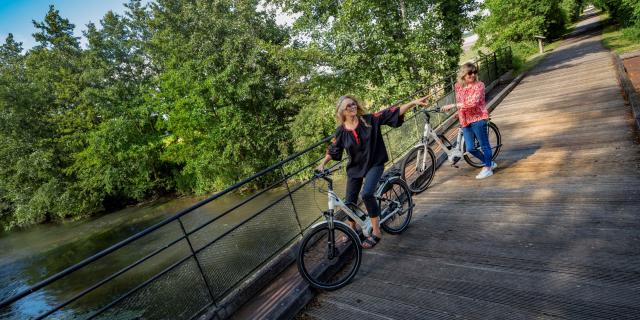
xmin=398 ymin=95 xmax=431 ymax=115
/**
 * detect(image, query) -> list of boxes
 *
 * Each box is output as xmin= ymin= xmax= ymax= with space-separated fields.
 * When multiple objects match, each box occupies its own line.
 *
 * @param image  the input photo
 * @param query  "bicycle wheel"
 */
xmin=463 ymin=121 xmax=502 ymax=168
xmin=400 ymin=145 xmax=436 ymax=193
xmin=297 ymin=222 xmax=362 ymax=290
xmin=379 ymin=177 xmax=413 ymax=234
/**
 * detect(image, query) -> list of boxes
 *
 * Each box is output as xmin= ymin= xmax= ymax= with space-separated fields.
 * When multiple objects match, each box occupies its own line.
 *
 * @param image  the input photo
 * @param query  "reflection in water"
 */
xmin=0 ymin=175 xmax=347 ymax=320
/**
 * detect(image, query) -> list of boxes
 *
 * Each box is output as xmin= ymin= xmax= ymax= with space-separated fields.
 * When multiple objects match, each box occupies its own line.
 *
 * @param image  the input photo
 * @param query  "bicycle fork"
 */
xmin=415 ymin=136 xmax=432 ymax=173
xmin=324 ymin=210 xmax=339 ymax=260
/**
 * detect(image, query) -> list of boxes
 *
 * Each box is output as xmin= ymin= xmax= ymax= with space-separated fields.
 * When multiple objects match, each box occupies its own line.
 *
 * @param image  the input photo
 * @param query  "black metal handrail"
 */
xmin=0 ymin=134 xmax=332 ymax=307
xmin=0 ymin=47 xmax=512 ymax=320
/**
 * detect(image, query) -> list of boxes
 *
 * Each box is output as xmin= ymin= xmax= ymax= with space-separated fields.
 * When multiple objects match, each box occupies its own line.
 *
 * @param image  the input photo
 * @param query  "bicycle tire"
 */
xmin=380 ymin=177 xmax=413 ymax=234
xmin=297 ymin=222 xmax=362 ymax=290
xmin=463 ymin=121 xmax=502 ymax=168
xmin=400 ymin=145 xmax=436 ymax=193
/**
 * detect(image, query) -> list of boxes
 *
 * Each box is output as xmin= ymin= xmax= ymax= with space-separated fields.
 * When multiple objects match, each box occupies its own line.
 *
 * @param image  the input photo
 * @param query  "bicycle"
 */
xmin=296 ymin=165 xmax=414 ymax=290
xmin=400 ymin=107 xmax=502 ymax=193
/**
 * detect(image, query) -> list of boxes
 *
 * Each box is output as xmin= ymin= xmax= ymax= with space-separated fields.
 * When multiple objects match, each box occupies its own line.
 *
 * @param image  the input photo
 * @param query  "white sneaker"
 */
xmin=491 ymin=161 xmax=498 ymax=170
xmin=476 ymin=167 xmax=493 ymax=179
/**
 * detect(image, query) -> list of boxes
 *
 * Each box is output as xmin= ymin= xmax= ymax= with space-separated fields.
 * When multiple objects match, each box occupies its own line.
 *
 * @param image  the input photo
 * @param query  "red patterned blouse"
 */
xmin=454 ymin=81 xmax=489 ymax=127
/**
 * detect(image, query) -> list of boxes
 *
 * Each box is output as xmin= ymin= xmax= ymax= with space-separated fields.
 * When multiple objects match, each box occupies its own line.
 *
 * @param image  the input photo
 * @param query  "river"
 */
xmin=0 ymin=175 xmax=348 ymax=319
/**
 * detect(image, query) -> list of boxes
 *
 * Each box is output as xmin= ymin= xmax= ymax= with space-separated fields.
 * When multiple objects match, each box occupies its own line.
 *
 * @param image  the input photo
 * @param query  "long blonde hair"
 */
xmin=335 ymin=95 xmax=370 ymax=127
xmin=457 ymin=62 xmax=478 ymax=87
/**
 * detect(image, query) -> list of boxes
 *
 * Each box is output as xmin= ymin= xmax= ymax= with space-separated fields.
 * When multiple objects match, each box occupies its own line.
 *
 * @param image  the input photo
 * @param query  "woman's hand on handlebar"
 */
xmin=316 ymin=154 xmax=332 ymax=173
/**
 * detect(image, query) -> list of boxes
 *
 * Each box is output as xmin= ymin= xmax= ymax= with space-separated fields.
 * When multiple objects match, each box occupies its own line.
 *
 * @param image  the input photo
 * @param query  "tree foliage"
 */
xmin=476 ymin=0 xmax=570 ymax=50
xmin=0 ymin=0 xmax=478 ymax=230
xmin=561 ymin=0 xmax=585 ymax=22
xmin=147 ymin=0 xmax=296 ymax=193
xmin=594 ymin=0 xmax=640 ymax=27
xmin=272 ymin=0 xmax=478 ymax=157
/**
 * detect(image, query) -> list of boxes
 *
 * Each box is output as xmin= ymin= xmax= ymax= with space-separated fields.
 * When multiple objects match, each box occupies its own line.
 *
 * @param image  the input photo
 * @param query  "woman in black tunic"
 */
xmin=317 ymin=95 xmax=429 ymax=248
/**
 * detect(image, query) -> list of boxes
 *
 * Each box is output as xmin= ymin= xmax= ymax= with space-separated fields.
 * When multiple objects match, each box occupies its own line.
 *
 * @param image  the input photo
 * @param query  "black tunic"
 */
xmin=327 ymin=106 xmax=404 ymax=178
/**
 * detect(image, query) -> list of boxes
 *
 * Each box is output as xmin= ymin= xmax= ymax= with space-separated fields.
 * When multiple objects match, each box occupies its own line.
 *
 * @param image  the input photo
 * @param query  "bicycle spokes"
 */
xmin=297 ymin=224 xmax=361 ymax=290
xmin=401 ymin=146 xmax=436 ymax=193
xmin=380 ymin=179 xmax=413 ymax=234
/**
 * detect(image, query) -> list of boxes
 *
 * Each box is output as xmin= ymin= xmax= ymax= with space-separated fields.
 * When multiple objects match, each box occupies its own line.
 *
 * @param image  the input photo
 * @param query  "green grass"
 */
xmin=512 ymin=37 xmax=565 ymax=75
xmin=602 ymin=23 xmax=640 ymax=55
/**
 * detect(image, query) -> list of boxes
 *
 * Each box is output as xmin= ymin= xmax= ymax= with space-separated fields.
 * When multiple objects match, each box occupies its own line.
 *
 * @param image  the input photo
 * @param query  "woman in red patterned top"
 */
xmin=442 ymin=62 xmax=497 ymax=179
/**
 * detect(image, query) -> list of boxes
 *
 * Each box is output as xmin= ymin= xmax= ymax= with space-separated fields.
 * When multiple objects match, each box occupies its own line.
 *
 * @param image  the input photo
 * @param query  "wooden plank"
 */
xmin=298 ymin=12 xmax=640 ymax=320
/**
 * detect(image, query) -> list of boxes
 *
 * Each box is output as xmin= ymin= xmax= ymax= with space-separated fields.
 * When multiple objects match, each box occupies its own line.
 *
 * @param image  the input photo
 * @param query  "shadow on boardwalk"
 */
xmin=298 ymin=11 xmax=640 ymax=320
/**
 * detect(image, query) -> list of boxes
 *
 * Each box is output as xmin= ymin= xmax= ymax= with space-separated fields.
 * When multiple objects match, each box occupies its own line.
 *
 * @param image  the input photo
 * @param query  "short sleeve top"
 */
xmin=327 ymin=106 xmax=404 ymax=178
xmin=454 ymin=81 xmax=489 ymax=127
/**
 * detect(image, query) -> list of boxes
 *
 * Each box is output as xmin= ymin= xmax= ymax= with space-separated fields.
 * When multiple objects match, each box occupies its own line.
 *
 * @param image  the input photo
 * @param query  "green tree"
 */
xmin=0 ymin=34 xmax=26 ymax=227
xmin=437 ymin=0 xmax=479 ymax=75
xmin=476 ymin=0 xmax=568 ymax=49
xmin=147 ymin=0 xmax=295 ymax=193
xmin=594 ymin=0 xmax=640 ymax=27
xmin=561 ymin=0 xmax=585 ymax=22
xmin=0 ymin=0 xmax=486 ymax=230
xmin=272 ymin=0 xmax=477 ymax=161
xmin=276 ymin=0 xmax=458 ymax=101
xmin=0 ymin=5 xmax=88 ymax=229
xmin=68 ymin=2 xmax=164 ymax=209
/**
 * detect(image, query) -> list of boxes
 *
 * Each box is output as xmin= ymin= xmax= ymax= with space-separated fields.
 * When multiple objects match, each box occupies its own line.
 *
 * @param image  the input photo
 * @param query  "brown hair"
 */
xmin=335 ymin=95 xmax=370 ymax=127
xmin=457 ymin=62 xmax=478 ymax=87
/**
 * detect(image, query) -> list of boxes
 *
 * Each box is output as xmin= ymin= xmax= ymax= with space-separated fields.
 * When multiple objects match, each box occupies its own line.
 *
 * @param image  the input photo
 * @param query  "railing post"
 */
xmin=508 ymin=46 xmax=513 ymax=69
xmin=385 ymin=132 xmax=396 ymax=163
xmin=280 ymin=165 xmax=304 ymax=235
xmin=493 ymin=52 xmax=499 ymax=81
xmin=177 ymin=218 xmax=217 ymax=304
xmin=481 ymin=55 xmax=490 ymax=83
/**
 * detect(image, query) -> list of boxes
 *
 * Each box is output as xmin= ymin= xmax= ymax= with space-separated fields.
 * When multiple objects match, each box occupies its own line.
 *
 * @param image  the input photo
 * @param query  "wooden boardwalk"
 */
xmin=298 ymin=14 xmax=640 ymax=320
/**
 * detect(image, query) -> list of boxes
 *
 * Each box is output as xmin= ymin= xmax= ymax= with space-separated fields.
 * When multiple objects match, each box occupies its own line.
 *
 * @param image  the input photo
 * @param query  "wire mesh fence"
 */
xmin=0 ymin=47 xmax=512 ymax=320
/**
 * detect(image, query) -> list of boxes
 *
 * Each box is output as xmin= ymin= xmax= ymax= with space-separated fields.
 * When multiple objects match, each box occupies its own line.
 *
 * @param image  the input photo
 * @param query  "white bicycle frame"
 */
xmin=417 ymin=111 xmax=467 ymax=168
xmin=311 ymin=177 xmax=403 ymax=238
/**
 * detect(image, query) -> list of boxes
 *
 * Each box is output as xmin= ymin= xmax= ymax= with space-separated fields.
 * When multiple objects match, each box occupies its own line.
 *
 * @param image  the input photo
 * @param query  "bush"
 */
xmin=509 ymin=41 xmax=540 ymax=71
xmin=622 ymin=26 xmax=640 ymax=41
xmin=561 ymin=0 xmax=584 ymax=22
xmin=595 ymin=0 xmax=640 ymax=27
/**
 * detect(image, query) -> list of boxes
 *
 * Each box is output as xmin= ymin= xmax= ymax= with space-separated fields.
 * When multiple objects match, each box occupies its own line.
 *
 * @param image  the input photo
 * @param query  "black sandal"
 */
xmin=362 ymin=235 xmax=381 ymax=249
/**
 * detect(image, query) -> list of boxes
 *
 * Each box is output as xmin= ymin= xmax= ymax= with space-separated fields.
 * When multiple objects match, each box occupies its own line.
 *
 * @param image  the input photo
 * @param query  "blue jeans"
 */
xmin=462 ymin=120 xmax=493 ymax=167
xmin=345 ymin=165 xmax=384 ymax=218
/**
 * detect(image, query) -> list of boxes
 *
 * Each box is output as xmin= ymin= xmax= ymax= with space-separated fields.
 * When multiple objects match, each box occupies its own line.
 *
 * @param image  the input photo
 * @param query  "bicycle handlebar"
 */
xmin=314 ymin=165 xmax=341 ymax=178
xmin=416 ymin=106 xmax=442 ymax=114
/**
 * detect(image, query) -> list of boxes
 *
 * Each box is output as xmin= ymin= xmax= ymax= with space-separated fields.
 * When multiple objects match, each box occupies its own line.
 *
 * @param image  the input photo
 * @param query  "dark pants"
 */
xmin=345 ymin=165 xmax=384 ymax=218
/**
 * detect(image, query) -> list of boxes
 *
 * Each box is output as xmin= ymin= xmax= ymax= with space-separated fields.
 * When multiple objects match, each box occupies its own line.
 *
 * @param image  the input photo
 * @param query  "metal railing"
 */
xmin=0 ymin=47 xmax=512 ymax=320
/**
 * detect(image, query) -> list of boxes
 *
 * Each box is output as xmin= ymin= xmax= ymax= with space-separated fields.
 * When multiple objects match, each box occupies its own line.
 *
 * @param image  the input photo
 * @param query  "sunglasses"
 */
xmin=345 ymin=102 xmax=358 ymax=109
xmin=467 ymin=70 xmax=478 ymax=76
